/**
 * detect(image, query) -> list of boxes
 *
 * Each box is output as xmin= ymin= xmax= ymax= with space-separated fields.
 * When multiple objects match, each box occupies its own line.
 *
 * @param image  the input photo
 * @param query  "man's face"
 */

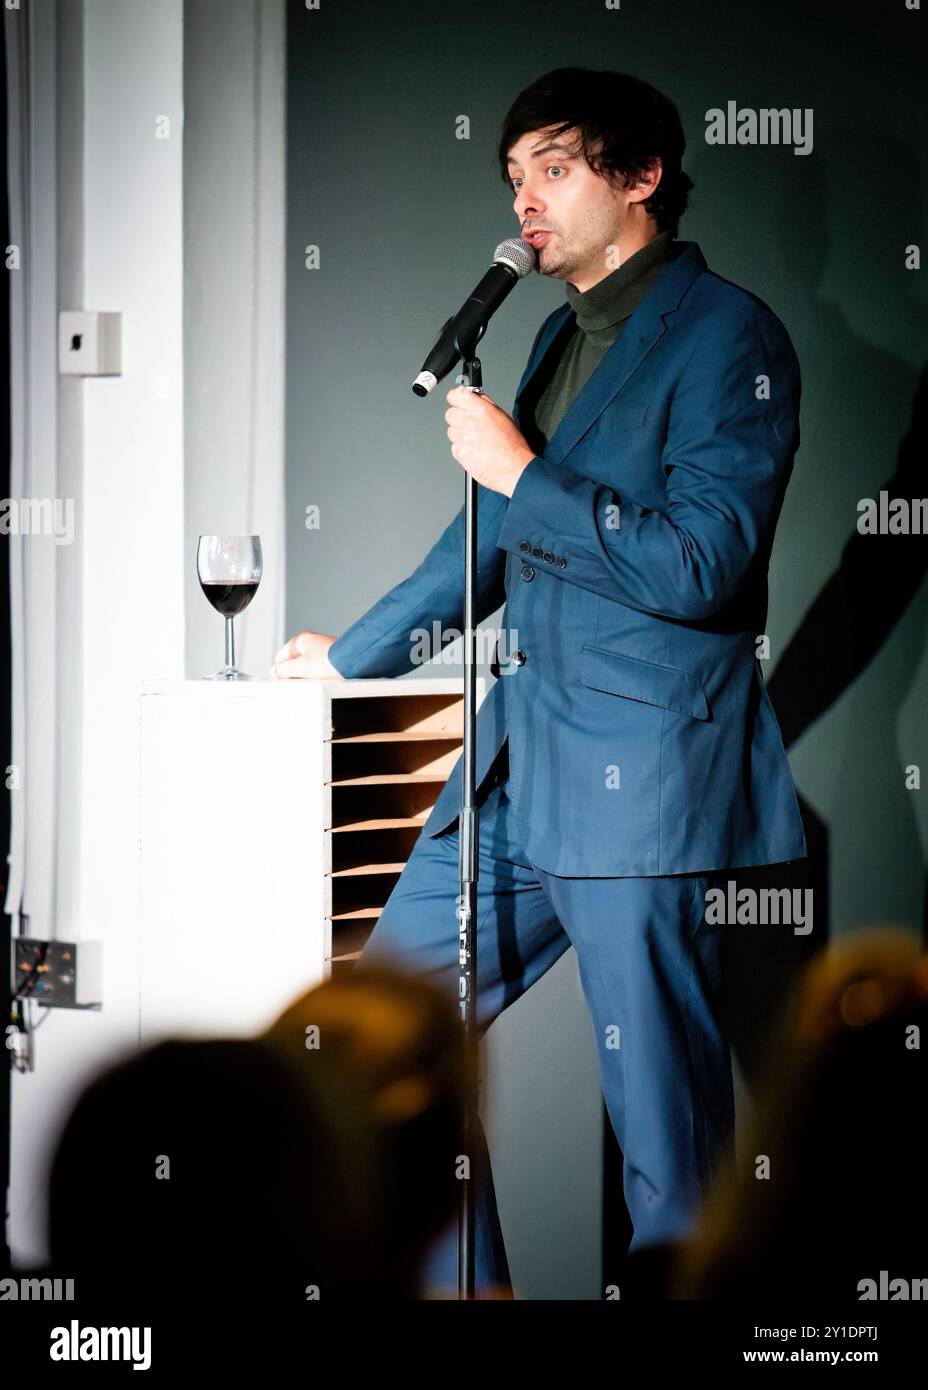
xmin=506 ymin=126 xmax=650 ymax=289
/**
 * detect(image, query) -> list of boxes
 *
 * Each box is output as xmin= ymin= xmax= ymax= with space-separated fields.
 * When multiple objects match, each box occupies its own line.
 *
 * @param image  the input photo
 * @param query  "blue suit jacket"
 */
xmin=327 ymin=242 xmax=807 ymax=875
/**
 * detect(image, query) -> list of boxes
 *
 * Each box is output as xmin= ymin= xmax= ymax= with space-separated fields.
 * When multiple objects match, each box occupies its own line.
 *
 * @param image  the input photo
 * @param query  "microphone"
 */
xmin=412 ymin=236 xmax=536 ymax=397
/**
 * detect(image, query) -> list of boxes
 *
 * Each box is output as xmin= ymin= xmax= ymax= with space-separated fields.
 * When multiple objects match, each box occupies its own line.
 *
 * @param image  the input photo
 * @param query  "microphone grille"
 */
xmin=494 ymin=236 xmax=536 ymax=279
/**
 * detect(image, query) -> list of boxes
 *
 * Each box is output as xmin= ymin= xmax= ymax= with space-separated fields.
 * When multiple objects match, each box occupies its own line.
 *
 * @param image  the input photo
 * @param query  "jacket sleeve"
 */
xmin=327 ymin=313 xmax=558 ymax=679
xmin=494 ymin=305 xmax=801 ymax=622
xmin=326 ymin=483 xmax=510 ymax=678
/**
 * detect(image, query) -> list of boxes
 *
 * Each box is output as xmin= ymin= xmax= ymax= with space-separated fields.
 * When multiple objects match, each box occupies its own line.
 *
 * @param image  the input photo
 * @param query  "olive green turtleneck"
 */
xmin=530 ymin=228 xmax=675 ymax=452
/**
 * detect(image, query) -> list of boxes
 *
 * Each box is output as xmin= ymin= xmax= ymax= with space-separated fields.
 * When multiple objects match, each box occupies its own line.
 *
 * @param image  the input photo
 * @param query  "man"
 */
xmin=273 ymin=67 xmax=807 ymax=1296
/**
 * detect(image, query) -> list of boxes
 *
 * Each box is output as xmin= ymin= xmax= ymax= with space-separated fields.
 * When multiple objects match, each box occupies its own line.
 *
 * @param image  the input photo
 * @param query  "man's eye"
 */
xmin=511 ymin=167 xmax=562 ymax=192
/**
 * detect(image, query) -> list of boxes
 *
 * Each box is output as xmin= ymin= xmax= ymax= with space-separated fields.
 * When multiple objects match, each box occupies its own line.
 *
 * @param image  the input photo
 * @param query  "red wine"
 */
xmin=199 ymin=579 xmax=259 ymax=616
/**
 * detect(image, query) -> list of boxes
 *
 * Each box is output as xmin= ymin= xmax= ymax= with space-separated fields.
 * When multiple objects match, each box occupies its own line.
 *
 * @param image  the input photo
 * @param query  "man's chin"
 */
xmin=538 ymin=261 xmax=571 ymax=281
xmin=533 ymin=248 xmax=568 ymax=279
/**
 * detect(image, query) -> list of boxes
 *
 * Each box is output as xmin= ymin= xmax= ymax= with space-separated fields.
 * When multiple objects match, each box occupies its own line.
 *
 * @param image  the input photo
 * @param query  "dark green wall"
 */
xmin=286 ymin=0 xmax=927 ymax=1297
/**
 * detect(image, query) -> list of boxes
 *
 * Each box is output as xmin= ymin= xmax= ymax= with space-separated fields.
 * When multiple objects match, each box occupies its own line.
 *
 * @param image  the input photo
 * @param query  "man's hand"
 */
xmin=445 ymin=386 xmax=535 ymax=497
xmin=271 ymin=631 xmax=343 ymax=680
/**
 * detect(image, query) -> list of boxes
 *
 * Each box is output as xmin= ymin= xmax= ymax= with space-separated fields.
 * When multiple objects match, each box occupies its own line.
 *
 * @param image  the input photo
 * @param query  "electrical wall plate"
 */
xmin=58 ymin=310 xmax=122 ymax=376
xmin=13 ymin=938 xmax=103 ymax=1008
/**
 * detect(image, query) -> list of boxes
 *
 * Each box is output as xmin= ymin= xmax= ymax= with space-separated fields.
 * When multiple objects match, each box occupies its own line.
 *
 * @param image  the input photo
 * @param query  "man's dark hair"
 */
xmin=497 ymin=67 xmax=694 ymax=236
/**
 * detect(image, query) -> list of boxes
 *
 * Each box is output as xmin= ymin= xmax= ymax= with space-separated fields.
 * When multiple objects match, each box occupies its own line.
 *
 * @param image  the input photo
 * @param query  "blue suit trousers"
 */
xmin=359 ymin=755 xmax=736 ymax=1297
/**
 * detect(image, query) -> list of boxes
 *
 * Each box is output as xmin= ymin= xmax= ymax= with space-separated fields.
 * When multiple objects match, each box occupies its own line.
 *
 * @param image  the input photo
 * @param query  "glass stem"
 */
xmin=225 ymin=616 xmax=235 ymax=672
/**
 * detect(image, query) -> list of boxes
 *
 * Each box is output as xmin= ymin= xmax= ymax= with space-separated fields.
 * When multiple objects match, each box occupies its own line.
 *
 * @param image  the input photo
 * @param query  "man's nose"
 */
xmin=514 ymin=185 xmax=544 ymax=222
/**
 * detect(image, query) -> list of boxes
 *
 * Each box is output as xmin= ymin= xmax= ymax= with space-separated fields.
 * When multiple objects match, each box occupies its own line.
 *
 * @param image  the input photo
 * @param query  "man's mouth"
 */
xmin=524 ymin=229 xmax=554 ymax=248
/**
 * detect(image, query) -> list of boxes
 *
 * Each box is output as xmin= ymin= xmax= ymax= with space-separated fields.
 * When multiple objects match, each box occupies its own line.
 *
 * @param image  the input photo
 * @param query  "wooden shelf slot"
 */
xmin=330 ymin=782 xmax=438 ymax=830
xmin=329 ymin=873 xmax=401 ymax=921
xmin=329 ymin=826 xmax=421 ymax=875
xmin=328 ymin=920 xmax=376 ymax=962
xmin=329 ymin=693 xmax=464 ymax=740
xmin=331 ymin=739 xmax=460 ymax=783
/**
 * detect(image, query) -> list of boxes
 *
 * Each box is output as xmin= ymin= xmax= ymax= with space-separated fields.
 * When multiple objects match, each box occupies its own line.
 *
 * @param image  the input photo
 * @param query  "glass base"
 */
xmin=202 ymin=667 xmax=257 ymax=681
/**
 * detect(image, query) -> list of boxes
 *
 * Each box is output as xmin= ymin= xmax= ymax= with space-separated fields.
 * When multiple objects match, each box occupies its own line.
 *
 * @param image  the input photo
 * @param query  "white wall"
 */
xmin=9 ymin=0 xmax=186 ymax=1265
xmin=6 ymin=0 xmax=297 ymax=1270
xmin=183 ymin=0 xmax=285 ymax=680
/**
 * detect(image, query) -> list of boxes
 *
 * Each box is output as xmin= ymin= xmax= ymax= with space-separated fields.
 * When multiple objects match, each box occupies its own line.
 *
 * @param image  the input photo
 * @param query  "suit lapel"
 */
xmin=513 ymin=242 xmax=708 ymax=465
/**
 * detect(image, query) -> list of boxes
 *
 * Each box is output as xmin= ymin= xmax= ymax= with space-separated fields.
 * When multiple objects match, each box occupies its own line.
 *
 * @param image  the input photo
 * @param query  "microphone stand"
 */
xmin=456 ymin=340 xmax=483 ymax=1301
xmin=412 ymin=240 xmax=532 ymax=1298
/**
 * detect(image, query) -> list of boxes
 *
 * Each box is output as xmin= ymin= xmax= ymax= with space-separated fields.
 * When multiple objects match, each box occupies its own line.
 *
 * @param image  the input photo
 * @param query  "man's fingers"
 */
xmin=272 ymin=655 xmax=317 ymax=680
xmin=271 ymin=631 xmax=340 ymax=680
xmin=273 ymin=632 xmax=311 ymax=663
xmin=447 ymin=386 xmax=496 ymax=408
xmin=273 ymin=635 xmax=300 ymax=663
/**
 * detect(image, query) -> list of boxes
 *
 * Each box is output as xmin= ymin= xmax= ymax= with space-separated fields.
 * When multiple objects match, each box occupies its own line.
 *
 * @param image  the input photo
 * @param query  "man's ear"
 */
xmin=626 ymin=157 xmax=663 ymax=204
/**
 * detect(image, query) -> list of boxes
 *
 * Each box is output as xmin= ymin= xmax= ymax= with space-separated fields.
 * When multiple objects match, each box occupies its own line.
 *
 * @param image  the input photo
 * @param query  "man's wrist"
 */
xmin=506 ymin=448 xmax=538 ymax=499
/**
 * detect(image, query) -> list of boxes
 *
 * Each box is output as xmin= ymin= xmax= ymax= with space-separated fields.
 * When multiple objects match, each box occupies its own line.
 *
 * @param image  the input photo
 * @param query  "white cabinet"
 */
xmin=138 ymin=676 xmax=483 ymax=1044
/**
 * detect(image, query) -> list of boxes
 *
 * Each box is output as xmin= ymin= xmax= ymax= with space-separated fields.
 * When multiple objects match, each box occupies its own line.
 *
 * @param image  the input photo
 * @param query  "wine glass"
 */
xmin=197 ymin=535 xmax=263 ymax=680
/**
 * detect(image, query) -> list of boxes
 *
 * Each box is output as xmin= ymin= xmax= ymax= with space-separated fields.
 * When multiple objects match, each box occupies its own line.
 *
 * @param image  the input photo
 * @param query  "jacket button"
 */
xmin=520 ymin=564 xmax=535 ymax=582
xmin=543 ymin=551 xmax=554 ymax=563
xmin=555 ymin=555 xmax=567 ymax=568
xmin=530 ymin=547 xmax=543 ymax=559
xmin=512 ymin=649 xmax=527 ymax=666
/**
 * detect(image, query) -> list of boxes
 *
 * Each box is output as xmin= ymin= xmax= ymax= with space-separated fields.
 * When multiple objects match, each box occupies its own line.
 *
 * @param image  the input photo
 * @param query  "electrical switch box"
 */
xmin=58 ymin=310 xmax=122 ymax=376
xmin=12 ymin=938 xmax=103 ymax=1008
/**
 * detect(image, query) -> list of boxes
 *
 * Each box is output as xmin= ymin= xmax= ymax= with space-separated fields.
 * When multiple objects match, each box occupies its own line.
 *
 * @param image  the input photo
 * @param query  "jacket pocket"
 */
xmin=579 ymin=643 xmax=710 ymax=720
xmin=609 ymin=404 xmax=650 ymax=433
